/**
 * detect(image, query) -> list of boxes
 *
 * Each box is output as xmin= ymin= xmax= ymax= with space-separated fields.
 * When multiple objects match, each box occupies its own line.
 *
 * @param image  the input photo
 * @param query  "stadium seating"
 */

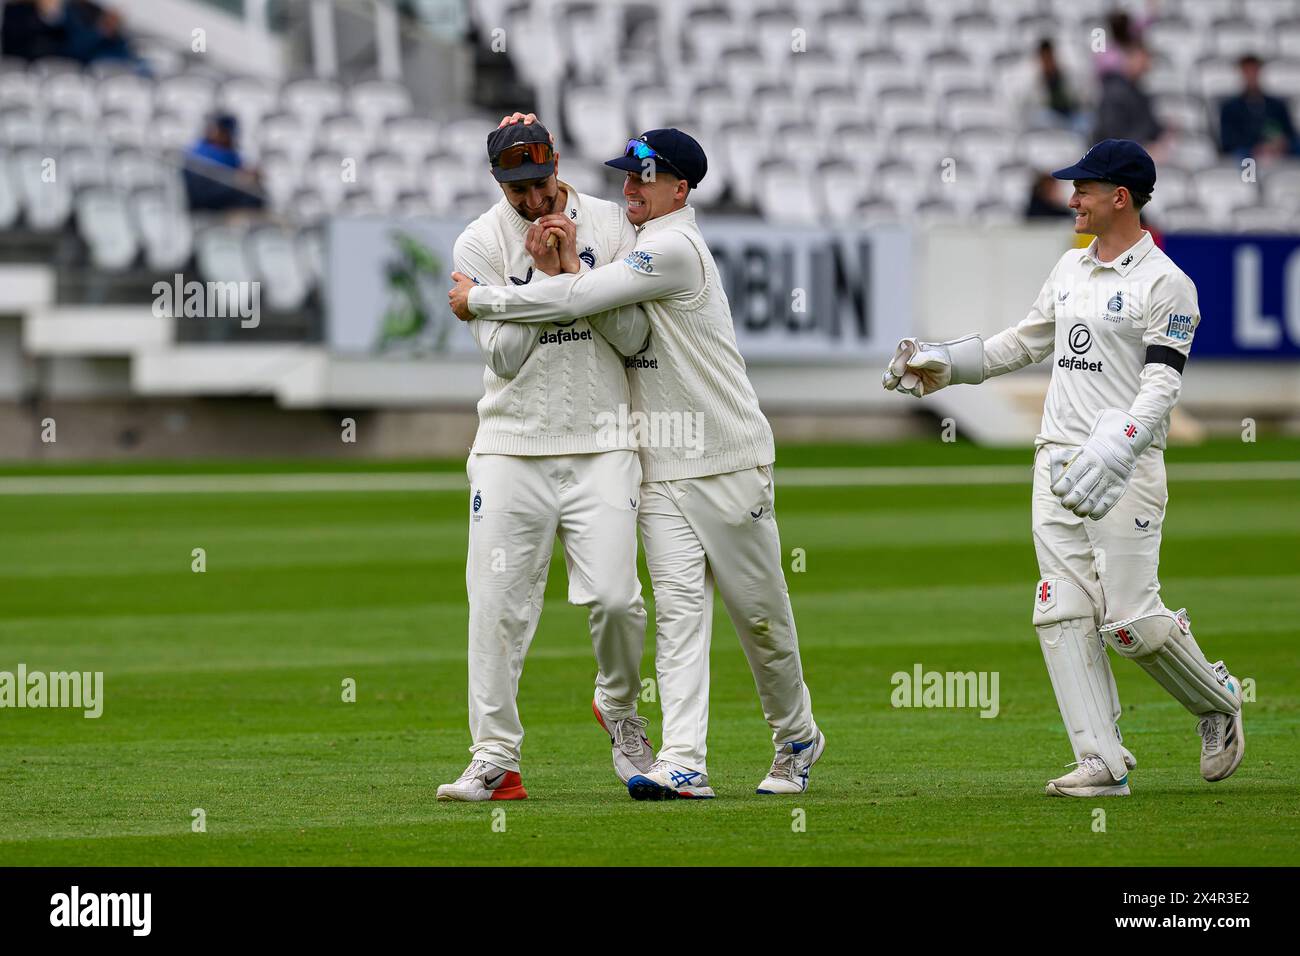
xmin=0 ymin=0 xmax=1298 ymax=317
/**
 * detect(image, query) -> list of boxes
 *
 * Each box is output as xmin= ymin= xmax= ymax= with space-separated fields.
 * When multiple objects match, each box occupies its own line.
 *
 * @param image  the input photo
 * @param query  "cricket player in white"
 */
xmin=437 ymin=119 xmax=657 ymax=802
xmin=882 ymin=140 xmax=1244 ymax=796
xmin=451 ymin=122 xmax=823 ymax=800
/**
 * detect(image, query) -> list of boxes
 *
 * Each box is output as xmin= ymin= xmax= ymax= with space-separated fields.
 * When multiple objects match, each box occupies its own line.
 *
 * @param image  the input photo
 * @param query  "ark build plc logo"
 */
xmin=1166 ymin=312 xmax=1193 ymax=341
xmin=50 ymin=886 xmax=151 ymax=936
xmin=1059 ymin=323 xmax=1104 ymax=372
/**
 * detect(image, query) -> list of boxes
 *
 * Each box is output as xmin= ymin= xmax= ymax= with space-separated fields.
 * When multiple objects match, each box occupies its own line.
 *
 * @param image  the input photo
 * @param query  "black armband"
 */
xmin=1144 ymin=345 xmax=1186 ymax=373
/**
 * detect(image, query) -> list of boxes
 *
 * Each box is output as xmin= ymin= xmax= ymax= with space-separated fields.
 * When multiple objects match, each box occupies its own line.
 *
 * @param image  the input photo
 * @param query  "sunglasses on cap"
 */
xmin=492 ymin=142 xmax=554 ymax=170
xmin=623 ymin=139 xmax=685 ymax=180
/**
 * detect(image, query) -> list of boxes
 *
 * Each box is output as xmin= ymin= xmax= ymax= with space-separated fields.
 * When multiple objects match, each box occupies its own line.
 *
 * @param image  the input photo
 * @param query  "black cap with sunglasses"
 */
xmin=605 ymin=129 xmax=707 ymax=189
xmin=486 ymin=121 xmax=557 ymax=183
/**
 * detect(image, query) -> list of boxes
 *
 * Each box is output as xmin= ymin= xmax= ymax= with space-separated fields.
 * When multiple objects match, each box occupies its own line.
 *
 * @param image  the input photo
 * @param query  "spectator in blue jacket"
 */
xmin=183 ymin=115 xmax=265 ymax=211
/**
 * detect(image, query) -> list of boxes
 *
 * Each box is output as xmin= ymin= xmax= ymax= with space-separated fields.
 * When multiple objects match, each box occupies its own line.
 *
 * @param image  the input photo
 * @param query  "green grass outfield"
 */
xmin=1 ymin=438 xmax=1297 ymax=866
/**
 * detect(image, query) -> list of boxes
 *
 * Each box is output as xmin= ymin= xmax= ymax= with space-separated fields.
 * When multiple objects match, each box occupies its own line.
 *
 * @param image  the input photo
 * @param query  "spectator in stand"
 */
xmin=0 ymin=0 xmax=67 ymax=61
xmin=1093 ymin=10 xmax=1137 ymax=78
xmin=61 ymin=0 xmax=137 ymax=66
xmin=1025 ymin=173 xmax=1074 ymax=219
xmin=183 ymin=115 xmax=265 ymax=212
xmin=1092 ymin=43 xmax=1171 ymax=162
xmin=1219 ymin=55 xmax=1300 ymax=162
xmin=1018 ymin=39 xmax=1092 ymax=134
xmin=1 ymin=0 xmax=143 ymax=68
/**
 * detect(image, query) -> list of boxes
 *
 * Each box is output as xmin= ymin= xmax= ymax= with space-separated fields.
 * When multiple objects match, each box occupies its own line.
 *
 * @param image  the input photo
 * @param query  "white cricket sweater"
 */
xmin=468 ymin=204 xmax=775 ymax=482
xmin=982 ymin=231 xmax=1198 ymax=450
xmin=454 ymin=183 xmax=648 ymax=456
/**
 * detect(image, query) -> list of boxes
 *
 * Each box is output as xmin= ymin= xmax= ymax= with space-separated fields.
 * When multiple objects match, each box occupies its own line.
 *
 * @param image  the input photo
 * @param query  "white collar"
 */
xmin=499 ymin=180 xmax=580 ymax=234
xmin=1084 ymin=230 xmax=1155 ymax=276
xmin=638 ymin=204 xmax=695 ymax=234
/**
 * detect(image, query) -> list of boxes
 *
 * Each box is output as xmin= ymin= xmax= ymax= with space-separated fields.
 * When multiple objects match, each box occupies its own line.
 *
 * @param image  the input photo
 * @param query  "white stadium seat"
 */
xmin=1232 ymin=204 xmax=1298 ymax=232
xmin=384 ymin=116 xmax=440 ymax=171
xmin=348 ymin=80 xmax=413 ymax=135
xmin=155 ymin=73 xmax=217 ymax=127
xmin=1021 ymin=128 xmax=1086 ymax=172
xmin=362 ymin=152 xmax=415 ymax=213
xmin=1155 ymin=95 xmax=1210 ymax=136
xmin=195 ymin=224 xmax=255 ymax=285
xmin=815 ymin=161 xmax=870 ymax=227
xmin=1261 ymin=59 xmax=1300 ymax=97
xmin=297 ymin=227 xmax=325 ymax=286
xmin=60 ymin=146 xmax=111 ymax=190
xmin=256 ymin=152 xmax=302 ymax=212
xmin=1211 ymin=19 xmax=1271 ymax=61
xmin=1193 ymin=166 xmax=1263 ymax=226
xmin=96 ymin=72 xmax=154 ymax=125
xmin=563 ymin=87 xmax=628 ymax=163
xmin=13 ymin=145 xmax=73 ymax=230
xmin=44 ymin=110 xmax=95 ymax=149
xmin=41 ymin=70 xmax=98 ymax=118
xmin=302 ymin=151 xmax=349 ymax=210
xmin=150 ymin=111 xmax=202 ymax=152
xmin=755 ymin=161 xmax=820 ymax=225
xmin=248 ymin=227 xmax=313 ymax=311
xmin=0 ymin=107 xmax=42 ymax=148
xmin=281 ymin=78 xmax=344 ymax=132
xmin=258 ymin=112 xmax=313 ymax=165
xmin=1261 ymin=163 xmax=1300 ymax=210
xmin=75 ymin=186 xmax=138 ymax=270
xmin=1155 ymin=203 xmax=1215 ymax=232
xmin=318 ymin=114 xmax=373 ymax=160
xmin=129 ymin=188 xmax=193 ymax=272
xmin=0 ymin=149 xmax=21 ymax=229
xmin=218 ymin=77 xmax=280 ymax=145
xmin=0 ymin=66 xmax=40 ymax=110
xmin=441 ymin=117 xmax=496 ymax=162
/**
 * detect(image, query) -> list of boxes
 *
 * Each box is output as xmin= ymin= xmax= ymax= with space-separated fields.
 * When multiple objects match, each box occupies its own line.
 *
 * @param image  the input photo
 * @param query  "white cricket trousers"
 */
xmin=1032 ymin=444 xmax=1168 ymax=623
xmin=465 ymin=450 xmax=646 ymax=772
xmin=638 ymin=464 xmax=816 ymax=774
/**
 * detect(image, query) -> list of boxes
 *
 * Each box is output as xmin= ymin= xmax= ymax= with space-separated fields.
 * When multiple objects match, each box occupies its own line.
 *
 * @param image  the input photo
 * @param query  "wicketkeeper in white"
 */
xmin=437 ymin=118 xmax=657 ymax=802
xmin=882 ymin=139 xmax=1244 ymax=797
xmin=451 ymin=121 xmax=823 ymax=800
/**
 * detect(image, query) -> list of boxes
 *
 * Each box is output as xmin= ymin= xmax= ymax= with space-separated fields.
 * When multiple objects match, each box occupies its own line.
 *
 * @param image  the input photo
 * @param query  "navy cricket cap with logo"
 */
xmin=1051 ymin=138 xmax=1156 ymax=194
xmin=486 ymin=120 xmax=557 ymax=183
xmin=605 ymin=129 xmax=707 ymax=189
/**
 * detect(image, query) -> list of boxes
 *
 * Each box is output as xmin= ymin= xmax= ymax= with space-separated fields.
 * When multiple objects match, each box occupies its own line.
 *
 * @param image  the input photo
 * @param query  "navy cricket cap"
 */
xmin=1051 ymin=139 xmax=1156 ymax=194
xmin=605 ymin=129 xmax=707 ymax=189
xmin=486 ymin=120 xmax=556 ymax=183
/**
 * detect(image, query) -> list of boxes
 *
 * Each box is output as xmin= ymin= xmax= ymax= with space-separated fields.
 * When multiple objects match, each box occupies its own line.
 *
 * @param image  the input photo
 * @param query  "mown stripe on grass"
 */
xmin=0 ymin=460 xmax=1296 ymax=496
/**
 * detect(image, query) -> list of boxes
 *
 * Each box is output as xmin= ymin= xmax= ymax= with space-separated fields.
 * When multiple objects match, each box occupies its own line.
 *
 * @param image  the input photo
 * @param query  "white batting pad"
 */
xmin=1101 ymin=608 xmax=1241 ymax=717
xmin=1034 ymin=578 xmax=1128 ymax=782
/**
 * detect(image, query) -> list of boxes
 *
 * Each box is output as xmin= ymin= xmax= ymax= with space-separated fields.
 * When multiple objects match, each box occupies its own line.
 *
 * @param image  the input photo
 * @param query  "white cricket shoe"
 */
xmin=593 ymin=700 xmax=656 ymax=784
xmin=1045 ymin=754 xmax=1130 ymax=797
xmin=627 ymin=760 xmax=715 ymax=800
xmin=436 ymin=759 xmax=527 ymax=802
xmin=757 ymin=730 xmax=826 ymax=795
xmin=1199 ymin=664 xmax=1244 ymax=782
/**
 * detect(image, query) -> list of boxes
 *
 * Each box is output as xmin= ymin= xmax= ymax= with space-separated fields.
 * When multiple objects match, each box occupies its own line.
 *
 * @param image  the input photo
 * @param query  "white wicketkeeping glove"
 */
xmin=881 ymin=334 xmax=985 ymax=398
xmin=1049 ymin=408 xmax=1155 ymax=520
